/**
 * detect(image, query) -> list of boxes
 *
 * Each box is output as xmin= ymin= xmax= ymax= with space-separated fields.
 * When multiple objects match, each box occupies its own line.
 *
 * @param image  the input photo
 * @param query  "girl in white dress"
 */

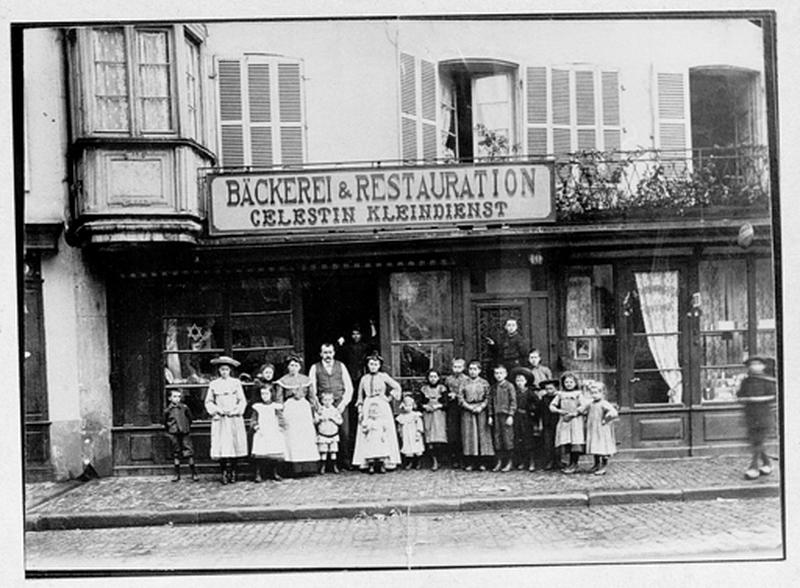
xmin=549 ymin=372 xmax=586 ymax=474
xmin=396 ymin=394 xmax=425 ymax=468
xmin=205 ymin=356 xmax=248 ymax=484
xmin=250 ymin=383 xmax=286 ymax=482
xmin=277 ymin=355 xmax=320 ymax=475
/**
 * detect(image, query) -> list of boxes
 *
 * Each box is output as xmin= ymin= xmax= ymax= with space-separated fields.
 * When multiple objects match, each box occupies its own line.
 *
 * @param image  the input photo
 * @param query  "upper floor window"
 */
xmin=90 ymin=27 xmax=174 ymax=134
xmin=216 ymin=54 xmax=306 ymax=168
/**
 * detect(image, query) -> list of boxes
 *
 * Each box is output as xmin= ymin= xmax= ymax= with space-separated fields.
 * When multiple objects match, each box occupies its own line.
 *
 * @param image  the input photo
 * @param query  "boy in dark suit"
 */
xmin=164 ymin=389 xmax=198 ymax=482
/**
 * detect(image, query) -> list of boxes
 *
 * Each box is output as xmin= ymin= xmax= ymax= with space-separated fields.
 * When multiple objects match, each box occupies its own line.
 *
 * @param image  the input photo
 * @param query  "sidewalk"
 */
xmin=25 ymin=455 xmax=780 ymax=532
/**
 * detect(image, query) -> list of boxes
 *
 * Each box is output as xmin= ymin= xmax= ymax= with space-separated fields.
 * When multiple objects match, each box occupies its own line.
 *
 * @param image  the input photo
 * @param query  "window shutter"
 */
xmin=400 ymin=52 xmax=418 ymax=161
xmin=551 ymin=68 xmax=571 ymax=156
xmin=525 ymin=66 xmax=548 ymax=156
xmin=247 ymin=61 xmax=272 ymax=167
xmin=420 ymin=59 xmax=437 ymax=161
xmin=575 ymin=70 xmax=596 ymax=151
xmin=601 ymin=70 xmax=622 ymax=151
xmin=277 ymin=60 xmax=304 ymax=165
xmin=218 ymin=58 xmax=245 ymax=167
xmin=656 ymin=71 xmax=690 ymax=172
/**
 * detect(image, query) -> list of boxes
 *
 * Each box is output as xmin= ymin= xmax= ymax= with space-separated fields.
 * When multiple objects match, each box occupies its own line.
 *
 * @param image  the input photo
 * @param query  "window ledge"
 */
xmin=71 ymin=136 xmax=216 ymax=165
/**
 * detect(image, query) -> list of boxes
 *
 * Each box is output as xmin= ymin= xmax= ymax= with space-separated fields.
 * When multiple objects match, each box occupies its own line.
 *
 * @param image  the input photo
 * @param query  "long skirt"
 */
xmin=461 ymin=410 xmax=494 ymax=456
xmin=210 ymin=415 xmax=248 ymax=459
xmin=352 ymin=397 xmax=402 ymax=469
xmin=423 ymin=408 xmax=448 ymax=444
xmin=446 ymin=403 xmax=462 ymax=456
xmin=513 ymin=412 xmax=534 ymax=463
xmin=283 ymin=399 xmax=320 ymax=473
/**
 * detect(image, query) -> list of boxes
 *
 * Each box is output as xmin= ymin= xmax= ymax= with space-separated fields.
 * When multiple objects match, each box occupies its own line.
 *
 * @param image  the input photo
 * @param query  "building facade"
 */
xmin=20 ymin=17 xmax=778 ymax=479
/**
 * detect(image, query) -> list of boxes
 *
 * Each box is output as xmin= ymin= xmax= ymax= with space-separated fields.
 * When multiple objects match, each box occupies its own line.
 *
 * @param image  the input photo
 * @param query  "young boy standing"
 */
xmin=737 ymin=356 xmax=777 ymax=480
xmin=489 ymin=365 xmax=517 ymax=472
xmin=164 ymin=389 xmax=198 ymax=482
xmin=444 ymin=358 xmax=468 ymax=468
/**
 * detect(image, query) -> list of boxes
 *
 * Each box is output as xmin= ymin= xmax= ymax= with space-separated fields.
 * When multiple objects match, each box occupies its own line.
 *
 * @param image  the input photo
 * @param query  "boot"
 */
xmin=500 ymin=457 xmax=512 ymax=472
xmin=589 ymin=456 xmax=600 ymax=474
xmin=491 ymin=458 xmax=503 ymax=472
xmin=413 ymin=456 xmax=422 ymax=470
xmin=528 ymin=458 xmax=536 ymax=472
xmin=172 ymin=462 xmax=180 ymax=482
xmin=431 ymin=455 xmax=439 ymax=471
xmin=220 ymin=462 xmax=228 ymax=485
xmin=331 ymin=461 xmax=340 ymax=474
xmin=270 ymin=463 xmax=283 ymax=482
xmin=228 ymin=460 xmax=237 ymax=484
xmin=189 ymin=461 xmax=199 ymax=482
xmin=254 ymin=461 xmax=263 ymax=483
xmin=319 ymin=459 xmax=327 ymax=475
xmin=594 ymin=457 xmax=608 ymax=476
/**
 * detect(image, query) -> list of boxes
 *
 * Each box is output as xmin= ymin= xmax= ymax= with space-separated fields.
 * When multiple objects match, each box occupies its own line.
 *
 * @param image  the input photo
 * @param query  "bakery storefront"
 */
xmin=102 ymin=159 xmax=777 ymax=473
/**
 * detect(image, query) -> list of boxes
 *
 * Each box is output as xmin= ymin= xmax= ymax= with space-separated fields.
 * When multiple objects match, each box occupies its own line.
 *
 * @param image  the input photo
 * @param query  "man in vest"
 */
xmin=309 ymin=342 xmax=355 ymax=469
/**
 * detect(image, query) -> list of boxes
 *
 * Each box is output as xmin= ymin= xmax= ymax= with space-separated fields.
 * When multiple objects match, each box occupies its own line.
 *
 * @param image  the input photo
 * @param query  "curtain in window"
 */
xmin=473 ymin=74 xmax=511 ymax=155
xmin=634 ymin=271 xmax=683 ymax=404
xmin=164 ymin=318 xmax=182 ymax=381
xmin=137 ymin=31 xmax=171 ymax=131
xmin=93 ymin=28 xmax=129 ymax=130
xmin=440 ymin=85 xmax=454 ymax=155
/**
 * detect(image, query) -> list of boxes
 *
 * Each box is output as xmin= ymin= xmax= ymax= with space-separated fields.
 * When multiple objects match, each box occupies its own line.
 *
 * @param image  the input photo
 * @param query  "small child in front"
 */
xmin=737 ymin=355 xmax=777 ymax=480
xmin=489 ymin=365 xmax=516 ymax=472
xmin=250 ymin=383 xmax=286 ymax=482
xmin=549 ymin=372 xmax=586 ymax=474
xmin=581 ymin=380 xmax=618 ymax=475
xmin=396 ymin=394 xmax=425 ymax=469
xmin=163 ymin=389 xmax=198 ymax=482
xmin=458 ymin=360 xmax=494 ymax=471
xmin=315 ymin=391 xmax=344 ymax=474
xmin=361 ymin=402 xmax=390 ymax=474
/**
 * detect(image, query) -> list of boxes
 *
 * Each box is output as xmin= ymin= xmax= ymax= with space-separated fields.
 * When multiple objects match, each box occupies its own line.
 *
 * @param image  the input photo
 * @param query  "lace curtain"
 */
xmin=136 ymin=31 xmax=171 ymax=131
xmin=634 ymin=271 xmax=683 ymax=404
xmin=93 ymin=28 xmax=129 ymax=130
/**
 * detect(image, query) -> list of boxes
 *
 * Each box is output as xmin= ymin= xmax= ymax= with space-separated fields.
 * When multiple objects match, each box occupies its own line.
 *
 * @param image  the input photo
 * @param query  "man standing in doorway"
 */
xmin=338 ymin=323 xmax=377 ymax=384
xmin=486 ymin=318 xmax=529 ymax=370
xmin=309 ymin=343 xmax=355 ymax=469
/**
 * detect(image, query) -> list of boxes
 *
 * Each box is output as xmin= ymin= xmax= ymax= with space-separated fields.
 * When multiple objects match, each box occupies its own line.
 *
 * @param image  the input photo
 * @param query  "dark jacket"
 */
xmin=490 ymin=332 xmax=528 ymax=368
xmin=164 ymin=402 xmax=193 ymax=435
xmin=490 ymin=380 xmax=517 ymax=416
xmin=737 ymin=375 xmax=776 ymax=429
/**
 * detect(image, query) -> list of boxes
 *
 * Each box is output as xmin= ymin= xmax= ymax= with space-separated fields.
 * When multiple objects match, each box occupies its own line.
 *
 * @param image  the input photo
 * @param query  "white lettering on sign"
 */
xmin=208 ymin=162 xmax=554 ymax=235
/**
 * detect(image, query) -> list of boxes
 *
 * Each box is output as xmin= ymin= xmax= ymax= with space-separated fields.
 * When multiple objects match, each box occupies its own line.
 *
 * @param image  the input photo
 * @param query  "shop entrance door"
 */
xmin=302 ymin=273 xmax=380 ymax=368
xmin=471 ymin=294 xmax=551 ymax=372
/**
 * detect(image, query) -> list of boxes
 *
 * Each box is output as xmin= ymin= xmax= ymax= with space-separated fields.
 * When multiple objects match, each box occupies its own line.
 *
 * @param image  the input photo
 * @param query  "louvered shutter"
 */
xmin=575 ymin=70 xmax=597 ymax=151
xmin=400 ymin=52 xmax=418 ymax=161
xmin=278 ymin=60 xmax=303 ymax=165
xmin=247 ymin=61 xmax=272 ymax=167
xmin=551 ymin=68 xmax=572 ymax=156
xmin=218 ymin=59 xmax=245 ymax=167
xmin=657 ymin=71 xmax=690 ymax=173
xmin=525 ymin=66 xmax=548 ymax=156
xmin=420 ymin=59 xmax=437 ymax=161
xmin=601 ymin=70 xmax=622 ymax=152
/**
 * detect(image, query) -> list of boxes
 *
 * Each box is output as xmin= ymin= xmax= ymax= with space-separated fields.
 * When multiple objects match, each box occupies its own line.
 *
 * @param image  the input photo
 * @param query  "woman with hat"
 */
xmin=351 ymin=353 xmax=403 ymax=472
xmin=276 ymin=354 xmax=320 ymax=476
xmin=205 ymin=356 xmax=248 ymax=484
xmin=509 ymin=366 xmax=537 ymax=471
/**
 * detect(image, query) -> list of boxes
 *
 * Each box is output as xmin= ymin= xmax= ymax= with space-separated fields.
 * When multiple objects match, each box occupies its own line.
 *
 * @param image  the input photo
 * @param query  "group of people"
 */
xmin=162 ymin=317 xmax=776 ymax=483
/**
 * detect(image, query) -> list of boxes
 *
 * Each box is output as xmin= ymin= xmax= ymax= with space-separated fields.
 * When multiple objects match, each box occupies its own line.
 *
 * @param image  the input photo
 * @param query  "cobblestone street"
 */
xmin=26 ymin=497 xmax=782 ymax=571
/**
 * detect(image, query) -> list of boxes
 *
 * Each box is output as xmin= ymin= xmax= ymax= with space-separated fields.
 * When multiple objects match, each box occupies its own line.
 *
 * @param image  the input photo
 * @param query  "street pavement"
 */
xmin=25 ymin=497 xmax=782 ymax=571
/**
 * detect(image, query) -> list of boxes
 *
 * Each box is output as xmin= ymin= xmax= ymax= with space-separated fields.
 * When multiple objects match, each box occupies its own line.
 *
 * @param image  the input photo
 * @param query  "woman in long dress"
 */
xmin=276 ymin=354 xmax=319 ymax=475
xmin=351 ymin=353 xmax=403 ymax=472
xmin=205 ymin=356 xmax=248 ymax=484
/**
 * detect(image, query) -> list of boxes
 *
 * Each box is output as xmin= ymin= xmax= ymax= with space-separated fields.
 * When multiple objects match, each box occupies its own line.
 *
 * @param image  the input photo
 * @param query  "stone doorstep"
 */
xmin=24 ymin=484 xmax=780 ymax=533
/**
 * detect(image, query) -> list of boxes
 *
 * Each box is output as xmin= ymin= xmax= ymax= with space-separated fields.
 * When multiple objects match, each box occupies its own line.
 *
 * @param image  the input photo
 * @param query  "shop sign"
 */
xmin=207 ymin=162 xmax=554 ymax=235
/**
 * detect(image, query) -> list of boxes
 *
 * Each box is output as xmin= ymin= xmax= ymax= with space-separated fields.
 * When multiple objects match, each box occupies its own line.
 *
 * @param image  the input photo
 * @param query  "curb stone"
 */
xmin=24 ymin=483 xmax=780 ymax=533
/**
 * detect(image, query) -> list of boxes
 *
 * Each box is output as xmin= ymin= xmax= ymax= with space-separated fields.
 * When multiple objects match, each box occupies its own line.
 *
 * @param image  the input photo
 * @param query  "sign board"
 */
xmin=207 ymin=162 xmax=554 ymax=235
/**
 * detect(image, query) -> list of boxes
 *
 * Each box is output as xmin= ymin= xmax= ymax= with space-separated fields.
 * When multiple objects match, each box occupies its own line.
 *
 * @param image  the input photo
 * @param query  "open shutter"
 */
xmin=218 ymin=58 xmax=245 ymax=167
xmin=575 ymin=69 xmax=597 ymax=151
xmin=247 ymin=60 xmax=273 ymax=167
xmin=656 ymin=71 xmax=691 ymax=173
xmin=525 ymin=66 xmax=548 ymax=156
xmin=601 ymin=70 xmax=622 ymax=152
xmin=277 ymin=60 xmax=303 ymax=165
xmin=551 ymin=68 xmax=572 ymax=156
xmin=420 ymin=59 xmax=437 ymax=161
xmin=400 ymin=52 xmax=418 ymax=161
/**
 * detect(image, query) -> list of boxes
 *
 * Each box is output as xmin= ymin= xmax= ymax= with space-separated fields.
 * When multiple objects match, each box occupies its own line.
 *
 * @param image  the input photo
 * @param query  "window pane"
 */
xmin=390 ymin=272 xmax=452 ymax=341
xmin=230 ymin=277 xmax=292 ymax=313
xmin=564 ymin=336 xmax=617 ymax=374
xmin=391 ymin=342 xmax=454 ymax=379
xmin=163 ymin=317 xmax=224 ymax=352
xmin=758 ymin=331 xmax=777 ymax=358
xmin=184 ymin=38 xmax=201 ymax=140
xmin=163 ymin=282 xmax=223 ymax=316
xmin=701 ymin=331 xmax=748 ymax=367
xmin=699 ymin=259 xmax=748 ymax=331
xmin=163 ymin=351 xmax=218 ymax=385
xmin=632 ymin=333 xmax=682 ymax=405
xmin=231 ymin=314 xmax=293 ymax=349
xmin=633 ymin=369 xmax=681 ymax=404
xmin=566 ymin=265 xmax=615 ymax=336
xmin=701 ymin=367 xmax=746 ymax=403
xmin=633 ymin=335 xmax=680 ymax=370
xmin=92 ymin=28 xmax=130 ymax=131
xmin=136 ymin=30 xmax=172 ymax=131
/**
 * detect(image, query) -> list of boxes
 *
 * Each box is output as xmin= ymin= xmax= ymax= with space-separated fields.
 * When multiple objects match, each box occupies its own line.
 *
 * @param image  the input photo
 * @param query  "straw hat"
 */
xmin=210 ymin=356 xmax=240 ymax=368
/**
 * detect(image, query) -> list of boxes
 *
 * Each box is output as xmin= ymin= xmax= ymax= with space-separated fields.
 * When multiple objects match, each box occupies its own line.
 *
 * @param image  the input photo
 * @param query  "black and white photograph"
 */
xmin=4 ymin=1 xmax=799 ymax=585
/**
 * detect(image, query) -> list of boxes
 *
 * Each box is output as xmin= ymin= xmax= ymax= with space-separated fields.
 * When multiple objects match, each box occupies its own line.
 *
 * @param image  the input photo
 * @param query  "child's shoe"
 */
xmin=254 ymin=472 xmax=263 ymax=483
xmin=594 ymin=466 xmax=607 ymax=476
xmin=464 ymin=463 xmax=473 ymax=471
xmin=271 ymin=468 xmax=283 ymax=482
xmin=562 ymin=464 xmax=577 ymax=474
xmin=491 ymin=459 xmax=502 ymax=472
xmin=478 ymin=463 xmax=487 ymax=472
xmin=414 ymin=457 xmax=422 ymax=470
xmin=172 ymin=466 xmax=180 ymax=483
xmin=500 ymin=460 xmax=512 ymax=472
xmin=528 ymin=460 xmax=536 ymax=472
xmin=332 ymin=463 xmax=340 ymax=474
xmin=744 ymin=468 xmax=760 ymax=480
xmin=319 ymin=462 xmax=326 ymax=475
xmin=190 ymin=465 xmax=199 ymax=482
xmin=431 ymin=456 xmax=439 ymax=471
xmin=759 ymin=465 xmax=773 ymax=476
xmin=368 ymin=464 xmax=375 ymax=475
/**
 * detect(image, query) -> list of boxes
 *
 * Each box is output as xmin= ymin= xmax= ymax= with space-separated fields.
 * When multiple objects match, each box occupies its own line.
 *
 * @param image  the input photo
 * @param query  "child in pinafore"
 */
xmin=737 ymin=355 xmax=777 ymax=480
xmin=417 ymin=369 xmax=448 ymax=470
xmin=458 ymin=360 xmax=494 ymax=470
xmin=163 ymin=389 xmax=198 ymax=482
xmin=315 ymin=391 xmax=344 ymax=474
xmin=396 ymin=394 xmax=425 ymax=469
xmin=205 ymin=356 xmax=249 ymax=484
xmin=489 ymin=365 xmax=516 ymax=472
xmin=361 ymin=403 xmax=390 ymax=474
xmin=549 ymin=372 xmax=586 ymax=474
xmin=580 ymin=380 xmax=618 ymax=475
xmin=277 ymin=355 xmax=320 ymax=476
xmin=250 ymin=382 xmax=286 ymax=482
